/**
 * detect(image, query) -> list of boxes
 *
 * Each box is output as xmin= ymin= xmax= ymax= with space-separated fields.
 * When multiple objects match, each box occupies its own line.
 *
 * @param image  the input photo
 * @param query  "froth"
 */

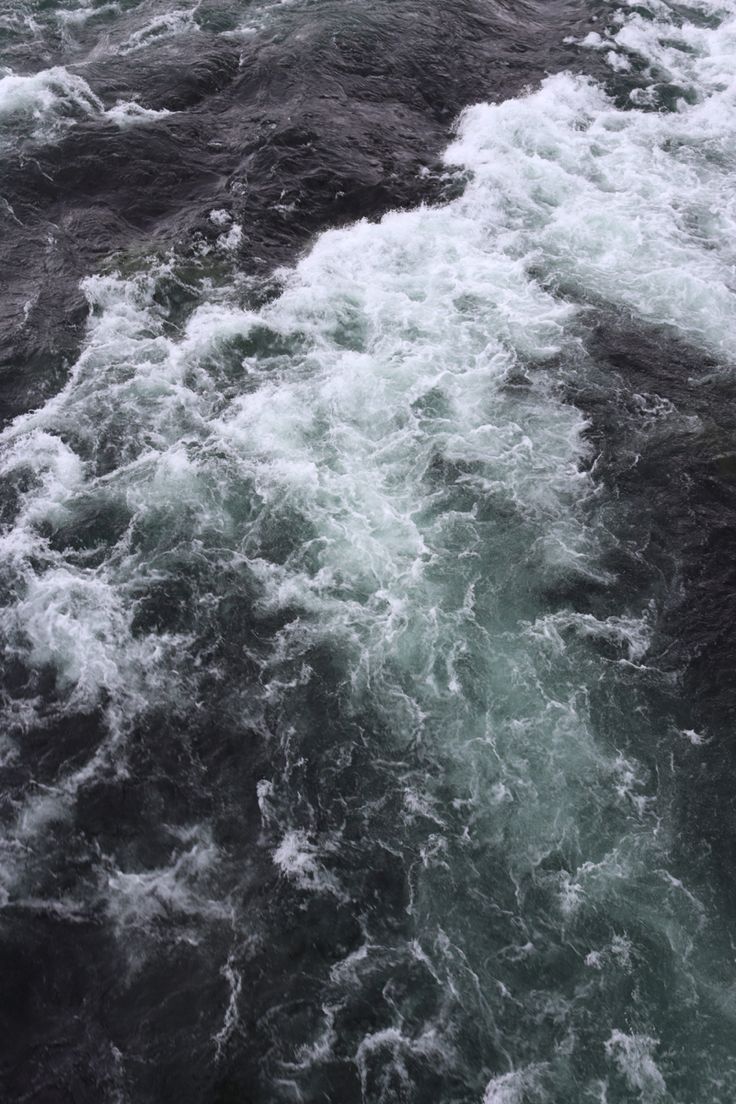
xmin=446 ymin=20 xmax=736 ymax=359
xmin=2 ymin=0 xmax=736 ymax=1096
xmin=0 ymin=65 xmax=102 ymax=142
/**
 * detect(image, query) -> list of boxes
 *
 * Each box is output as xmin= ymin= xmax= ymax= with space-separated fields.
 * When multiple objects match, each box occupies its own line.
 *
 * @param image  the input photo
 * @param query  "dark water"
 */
xmin=1 ymin=0 xmax=736 ymax=1101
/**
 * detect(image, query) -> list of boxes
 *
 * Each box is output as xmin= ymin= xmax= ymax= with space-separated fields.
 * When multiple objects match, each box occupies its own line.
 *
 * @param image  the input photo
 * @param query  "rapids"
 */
xmin=1 ymin=0 xmax=736 ymax=1100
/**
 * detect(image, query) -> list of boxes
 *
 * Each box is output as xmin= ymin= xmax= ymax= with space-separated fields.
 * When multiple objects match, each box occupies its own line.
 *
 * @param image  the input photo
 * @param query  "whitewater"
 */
xmin=1 ymin=0 xmax=736 ymax=1100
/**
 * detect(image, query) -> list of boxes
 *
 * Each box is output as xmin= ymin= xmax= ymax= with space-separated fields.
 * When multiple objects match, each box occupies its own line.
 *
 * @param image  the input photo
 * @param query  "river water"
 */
xmin=1 ymin=0 xmax=736 ymax=1100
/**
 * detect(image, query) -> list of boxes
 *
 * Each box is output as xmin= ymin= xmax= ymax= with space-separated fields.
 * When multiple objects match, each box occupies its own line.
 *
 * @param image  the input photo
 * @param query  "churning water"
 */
xmin=1 ymin=0 xmax=736 ymax=1100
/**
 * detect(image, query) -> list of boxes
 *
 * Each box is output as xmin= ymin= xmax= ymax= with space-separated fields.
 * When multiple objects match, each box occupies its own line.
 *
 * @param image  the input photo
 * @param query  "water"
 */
xmin=1 ymin=0 xmax=736 ymax=1100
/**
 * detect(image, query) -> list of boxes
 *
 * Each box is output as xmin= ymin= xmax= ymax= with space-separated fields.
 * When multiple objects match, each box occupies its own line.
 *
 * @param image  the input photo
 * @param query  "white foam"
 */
xmin=104 ymin=99 xmax=173 ymax=126
xmin=209 ymin=208 xmax=232 ymax=227
xmin=273 ymin=829 xmax=346 ymax=899
xmin=446 ymin=13 xmax=736 ymax=359
xmin=605 ymin=1030 xmax=667 ymax=1099
xmin=356 ymin=1025 xmax=454 ymax=1101
xmin=213 ymin=954 xmax=243 ymax=1059
xmin=525 ymin=610 xmax=651 ymax=663
xmin=483 ymin=1065 xmax=548 ymax=1104
xmin=118 ymin=8 xmax=200 ymax=54
xmin=0 ymin=65 xmax=102 ymax=141
xmin=0 ymin=65 xmax=175 ymax=143
xmin=55 ymin=2 xmax=121 ymax=28
xmin=105 ymin=827 xmax=228 ymax=931
xmin=681 ymin=727 xmax=710 ymax=745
